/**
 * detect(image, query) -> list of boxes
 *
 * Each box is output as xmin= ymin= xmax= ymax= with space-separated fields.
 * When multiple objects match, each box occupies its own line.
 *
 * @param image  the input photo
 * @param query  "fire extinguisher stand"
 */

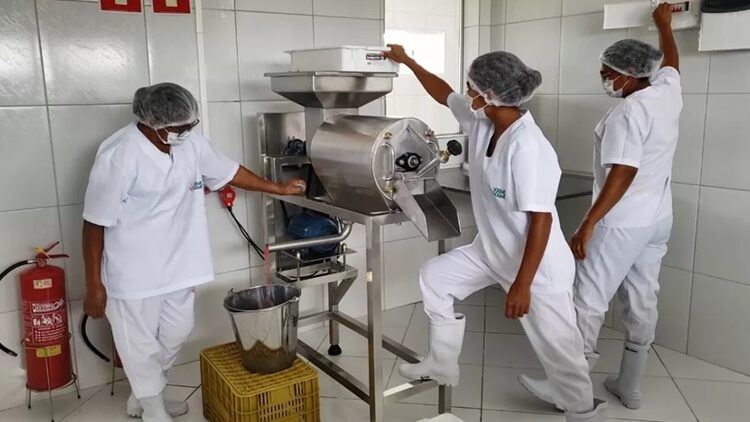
xmin=0 ymin=242 xmax=81 ymax=422
xmin=24 ymin=338 xmax=81 ymax=422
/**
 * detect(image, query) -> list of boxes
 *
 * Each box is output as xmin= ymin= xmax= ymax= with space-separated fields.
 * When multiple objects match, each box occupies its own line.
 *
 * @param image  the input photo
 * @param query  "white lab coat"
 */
xmin=576 ymin=66 xmax=681 ymax=356
xmin=416 ymin=94 xmax=595 ymax=413
xmin=83 ymin=123 xmax=238 ymax=398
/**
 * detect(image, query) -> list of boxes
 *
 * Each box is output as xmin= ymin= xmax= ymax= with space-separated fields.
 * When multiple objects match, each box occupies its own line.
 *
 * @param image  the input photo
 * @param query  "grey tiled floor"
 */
xmin=4 ymin=287 xmax=749 ymax=421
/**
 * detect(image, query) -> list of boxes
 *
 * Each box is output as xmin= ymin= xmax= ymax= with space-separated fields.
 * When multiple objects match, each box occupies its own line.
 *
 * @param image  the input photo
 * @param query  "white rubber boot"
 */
xmin=605 ymin=341 xmax=650 ymax=409
xmin=565 ymin=399 xmax=607 ymax=422
xmin=518 ymin=353 xmax=600 ymax=411
xmin=137 ymin=394 xmax=175 ymax=422
xmin=127 ymin=393 xmax=188 ymax=418
xmin=399 ymin=315 xmax=465 ymax=386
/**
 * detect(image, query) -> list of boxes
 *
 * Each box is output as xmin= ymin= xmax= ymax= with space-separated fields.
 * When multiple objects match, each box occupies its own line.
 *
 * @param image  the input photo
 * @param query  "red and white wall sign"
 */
xmin=153 ymin=0 xmax=191 ymax=14
xmin=100 ymin=0 xmax=142 ymax=13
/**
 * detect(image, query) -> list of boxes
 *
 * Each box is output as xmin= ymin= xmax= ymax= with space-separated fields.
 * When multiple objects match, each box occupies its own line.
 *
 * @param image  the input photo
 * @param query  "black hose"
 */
xmin=0 ymin=260 xmax=32 ymax=357
xmin=80 ymin=314 xmax=111 ymax=363
xmin=227 ymin=206 xmax=265 ymax=260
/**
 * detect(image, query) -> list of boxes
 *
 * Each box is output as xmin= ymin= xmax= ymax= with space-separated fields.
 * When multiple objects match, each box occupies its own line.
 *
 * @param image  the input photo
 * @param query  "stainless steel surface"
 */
xmin=384 ymin=379 xmax=441 ymax=402
xmin=258 ymin=112 xmax=305 ymax=158
xmin=366 ymin=221 xmax=385 ymax=422
xmin=223 ymin=285 xmax=301 ymax=374
xmin=310 ymin=114 xmax=434 ymax=212
xmin=259 ymin=67 xmax=455 ymax=420
xmin=267 ymin=193 xmax=409 ymax=225
xmin=297 ymin=341 xmax=370 ymax=402
xmin=310 ymin=114 xmax=461 ymax=241
xmin=265 ymin=194 xmax=453 ymax=421
xmin=439 ymin=385 xmax=452 ymax=413
xmin=392 ymin=179 xmax=461 ymax=242
xmin=329 ymin=311 xmax=425 ymax=363
xmin=273 ymin=261 xmax=358 ymax=287
xmin=266 ymin=71 xmax=396 ymax=109
xmin=437 ymin=168 xmax=594 ymax=201
xmin=266 ymin=222 xmax=353 ymax=253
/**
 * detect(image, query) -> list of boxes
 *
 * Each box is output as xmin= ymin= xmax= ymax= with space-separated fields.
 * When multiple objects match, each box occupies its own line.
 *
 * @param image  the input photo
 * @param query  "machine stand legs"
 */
xmin=438 ymin=384 xmax=452 ymax=414
xmin=327 ymin=281 xmax=342 ymax=356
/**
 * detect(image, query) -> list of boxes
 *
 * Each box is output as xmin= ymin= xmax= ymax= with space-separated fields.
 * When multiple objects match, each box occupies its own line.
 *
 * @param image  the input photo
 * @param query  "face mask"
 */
xmin=467 ymin=93 xmax=490 ymax=120
xmin=602 ymin=76 xmax=627 ymax=98
xmin=472 ymin=105 xmax=489 ymax=120
xmin=158 ymin=129 xmax=191 ymax=146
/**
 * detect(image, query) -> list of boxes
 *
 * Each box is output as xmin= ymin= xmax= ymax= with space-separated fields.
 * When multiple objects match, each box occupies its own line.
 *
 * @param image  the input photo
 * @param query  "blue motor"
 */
xmin=287 ymin=213 xmax=340 ymax=257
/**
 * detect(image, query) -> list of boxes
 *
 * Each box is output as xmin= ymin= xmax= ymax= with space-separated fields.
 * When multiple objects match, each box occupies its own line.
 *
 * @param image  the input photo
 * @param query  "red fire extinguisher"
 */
xmin=0 ymin=242 xmax=73 ymax=392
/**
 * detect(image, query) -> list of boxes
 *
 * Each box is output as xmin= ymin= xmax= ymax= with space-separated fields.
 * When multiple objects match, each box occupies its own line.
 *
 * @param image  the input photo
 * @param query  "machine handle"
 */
xmin=382 ymin=142 xmax=396 ymax=181
xmin=446 ymin=139 xmax=463 ymax=156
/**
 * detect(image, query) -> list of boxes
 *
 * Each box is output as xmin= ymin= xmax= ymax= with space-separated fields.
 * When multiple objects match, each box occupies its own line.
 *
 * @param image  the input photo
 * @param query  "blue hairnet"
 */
xmin=132 ymin=83 xmax=199 ymax=129
xmin=600 ymin=39 xmax=663 ymax=78
xmin=467 ymin=51 xmax=542 ymax=107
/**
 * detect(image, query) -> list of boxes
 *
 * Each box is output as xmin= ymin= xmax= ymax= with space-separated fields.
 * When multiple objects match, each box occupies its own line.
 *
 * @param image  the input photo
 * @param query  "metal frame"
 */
xmin=264 ymin=193 xmax=452 ymax=422
xmin=24 ymin=334 xmax=81 ymax=422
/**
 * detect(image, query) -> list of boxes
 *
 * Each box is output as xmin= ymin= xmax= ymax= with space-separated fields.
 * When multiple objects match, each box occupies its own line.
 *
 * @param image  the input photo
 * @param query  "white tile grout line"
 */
xmin=479 ymin=287 xmax=487 ymax=421
xmin=652 ymin=346 xmax=701 ymax=422
xmin=1 ymin=383 xmax=107 ymax=422
xmin=686 ymin=51 xmax=713 ymax=359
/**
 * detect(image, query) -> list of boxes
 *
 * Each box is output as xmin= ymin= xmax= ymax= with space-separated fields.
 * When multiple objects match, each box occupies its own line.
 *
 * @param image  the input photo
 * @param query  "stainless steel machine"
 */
xmin=258 ymin=68 xmax=463 ymax=422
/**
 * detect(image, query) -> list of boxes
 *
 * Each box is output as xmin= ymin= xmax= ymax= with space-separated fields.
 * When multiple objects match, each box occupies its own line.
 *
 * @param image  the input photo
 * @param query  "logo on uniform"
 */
xmin=190 ymin=180 xmax=203 ymax=191
xmin=491 ymin=187 xmax=506 ymax=199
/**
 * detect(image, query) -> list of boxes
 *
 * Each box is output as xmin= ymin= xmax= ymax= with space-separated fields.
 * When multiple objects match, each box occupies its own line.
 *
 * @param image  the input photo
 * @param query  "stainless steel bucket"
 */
xmin=223 ymin=285 xmax=301 ymax=374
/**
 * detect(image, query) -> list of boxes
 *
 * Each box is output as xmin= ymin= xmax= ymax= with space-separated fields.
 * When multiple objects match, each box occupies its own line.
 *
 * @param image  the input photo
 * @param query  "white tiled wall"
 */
xmin=0 ymin=0 xmax=388 ymax=411
xmin=477 ymin=1 xmax=750 ymax=375
xmin=385 ymin=0 xmax=462 ymax=134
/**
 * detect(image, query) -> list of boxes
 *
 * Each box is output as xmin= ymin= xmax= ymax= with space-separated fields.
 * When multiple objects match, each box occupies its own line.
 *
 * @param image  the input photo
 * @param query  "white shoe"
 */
xmin=399 ymin=315 xmax=465 ymax=386
xmin=604 ymin=341 xmax=650 ymax=410
xmin=134 ymin=394 xmax=176 ymax=422
xmin=565 ymin=399 xmax=607 ymax=422
xmin=517 ymin=375 xmax=563 ymax=411
xmin=517 ymin=353 xmax=598 ymax=411
xmin=127 ymin=393 xmax=188 ymax=418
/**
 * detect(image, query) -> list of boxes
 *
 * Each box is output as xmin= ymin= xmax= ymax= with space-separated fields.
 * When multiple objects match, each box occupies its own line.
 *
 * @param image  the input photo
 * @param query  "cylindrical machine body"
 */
xmin=224 ymin=285 xmax=301 ymax=374
xmin=309 ymin=115 xmax=437 ymax=214
xmin=20 ymin=263 xmax=73 ymax=391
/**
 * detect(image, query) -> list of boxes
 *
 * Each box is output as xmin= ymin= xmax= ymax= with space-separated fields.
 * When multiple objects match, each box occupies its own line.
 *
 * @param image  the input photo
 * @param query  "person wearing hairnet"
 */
xmin=81 ymin=83 xmax=305 ymax=422
xmin=519 ymin=4 xmax=681 ymax=411
xmin=383 ymin=46 xmax=605 ymax=421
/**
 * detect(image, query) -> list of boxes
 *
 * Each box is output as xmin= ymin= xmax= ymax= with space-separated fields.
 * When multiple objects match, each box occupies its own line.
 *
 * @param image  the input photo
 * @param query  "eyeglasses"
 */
xmin=166 ymin=119 xmax=200 ymax=136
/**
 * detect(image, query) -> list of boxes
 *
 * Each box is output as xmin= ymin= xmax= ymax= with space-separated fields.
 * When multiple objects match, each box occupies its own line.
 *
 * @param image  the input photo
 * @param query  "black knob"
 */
xmin=447 ymin=140 xmax=463 ymax=156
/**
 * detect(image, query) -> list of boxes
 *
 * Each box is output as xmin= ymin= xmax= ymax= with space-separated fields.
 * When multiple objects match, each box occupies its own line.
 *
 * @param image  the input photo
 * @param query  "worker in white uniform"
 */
xmin=383 ymin=46 xmax=606 ymax=422
xmin=519 ymin=4 xmax=681 ymax=411
xmin=81 ymin=83 xmax=305 ymax=422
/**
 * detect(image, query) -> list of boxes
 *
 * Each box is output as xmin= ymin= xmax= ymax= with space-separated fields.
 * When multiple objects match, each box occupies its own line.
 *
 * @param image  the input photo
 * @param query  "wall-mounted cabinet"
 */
xmin=602 ymin=0 xmax=750 ymax=51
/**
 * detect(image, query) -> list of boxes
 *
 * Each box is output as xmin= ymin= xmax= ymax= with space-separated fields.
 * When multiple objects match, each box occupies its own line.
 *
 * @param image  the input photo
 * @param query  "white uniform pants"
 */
xmin=574 ymin=217 xmax=672 ymax=357
xmin=106 ymin=288 xmax=195 ymax=399
xmin=420 ymin=245 xmax=593 ymax=413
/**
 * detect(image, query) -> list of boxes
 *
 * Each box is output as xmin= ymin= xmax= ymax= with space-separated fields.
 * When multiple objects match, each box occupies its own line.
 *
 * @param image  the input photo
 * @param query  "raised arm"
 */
xmin=653 ymin=3 xmax=679 ymax=71
xmin=383 ymin=44 xmax=454 ymax=105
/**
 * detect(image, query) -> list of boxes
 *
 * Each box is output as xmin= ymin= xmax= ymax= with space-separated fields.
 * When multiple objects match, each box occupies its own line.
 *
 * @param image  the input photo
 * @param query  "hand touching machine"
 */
xmin=258 ymin=48 xmax=463 ymax=422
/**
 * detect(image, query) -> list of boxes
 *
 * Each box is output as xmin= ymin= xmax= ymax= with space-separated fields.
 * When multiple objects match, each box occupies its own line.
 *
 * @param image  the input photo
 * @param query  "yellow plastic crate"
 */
xmin=200 ymin=343 xmax=320 ymax=422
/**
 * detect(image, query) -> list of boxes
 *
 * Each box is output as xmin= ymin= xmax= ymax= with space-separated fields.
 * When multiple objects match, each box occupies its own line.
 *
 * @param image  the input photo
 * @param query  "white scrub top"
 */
xmin=447 ymin=93 xmax=575 ymax=294
xmin=83 ymin=122 xmax=239 ymax=300
xmin=593 ymin=66 xmax=682 ymax=228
